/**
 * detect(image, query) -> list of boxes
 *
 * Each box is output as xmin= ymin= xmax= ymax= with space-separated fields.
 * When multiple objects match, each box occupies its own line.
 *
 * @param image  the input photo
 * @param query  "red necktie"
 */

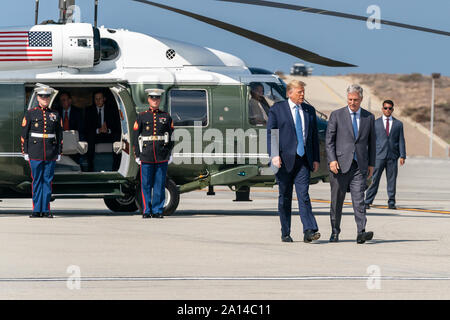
xmin=386 ymin=118 xmax=390 ymax=136
xmin=64 ymin=111 xmax=70 ymax=131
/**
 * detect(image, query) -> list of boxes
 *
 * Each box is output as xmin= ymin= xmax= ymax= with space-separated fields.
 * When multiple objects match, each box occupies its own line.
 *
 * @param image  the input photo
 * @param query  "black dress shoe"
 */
xmin=365 ymin=204 xmax=371 ymax=210
xmin=29 ymin=213 xmax=41 ymax=218
xmin=281 ymin=235 xmax=293 ymax=243
xmin=329 ymin=234 xmax=339 ymax=242
xmin=388 ymin=204 xmax=397 ymax=210
xmin=142 ymin=214 xmax=152 ymax=219
xmin=304 ymin=230 xmax=321 ymax=243
xmin=152 ymin=213 xmax=164 ymax=219
xmin=44 ymin=213 xmax=54 ymax=219
xmin=357 ymin=231 xmax=374 ymax=244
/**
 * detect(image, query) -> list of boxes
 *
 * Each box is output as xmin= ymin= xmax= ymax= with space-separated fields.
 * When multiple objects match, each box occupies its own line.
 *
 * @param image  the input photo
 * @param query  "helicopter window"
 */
xmin=100 ymin=38 xmax=120 ymax=61
xmin=169 ymin=90 xmax=208 ymax=127
xmin=248 ymin=82 xmax=285 ymax=126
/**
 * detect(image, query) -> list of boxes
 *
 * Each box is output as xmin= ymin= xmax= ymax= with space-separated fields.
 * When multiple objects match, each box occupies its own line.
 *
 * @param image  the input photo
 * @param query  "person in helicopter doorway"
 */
xmin=21 ymin=84 xmax=63 ymax=218
xmin=133 ymin=88 xmax=174 ymax=219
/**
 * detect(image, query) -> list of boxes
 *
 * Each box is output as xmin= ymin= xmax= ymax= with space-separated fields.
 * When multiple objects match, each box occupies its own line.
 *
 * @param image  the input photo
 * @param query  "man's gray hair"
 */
xmin=347 ymin=84 xmax=363 ymax=98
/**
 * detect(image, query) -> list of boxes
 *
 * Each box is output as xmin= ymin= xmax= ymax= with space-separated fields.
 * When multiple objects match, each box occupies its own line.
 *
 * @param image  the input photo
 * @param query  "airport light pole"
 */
xmin=429 ymin=73 xmax=441 ymax=158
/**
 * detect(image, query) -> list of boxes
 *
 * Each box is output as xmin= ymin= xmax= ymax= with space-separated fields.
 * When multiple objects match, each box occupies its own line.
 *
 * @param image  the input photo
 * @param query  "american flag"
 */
xmin=0 ymin=31 xmax=53 ymax=62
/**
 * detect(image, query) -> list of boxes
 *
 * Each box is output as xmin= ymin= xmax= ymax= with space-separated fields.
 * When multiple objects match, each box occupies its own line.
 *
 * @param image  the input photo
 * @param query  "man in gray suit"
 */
xmin=326 ymin=84 xmax=376 ymax=244
xmin=365 ymin=100 xmax=406 ymax=210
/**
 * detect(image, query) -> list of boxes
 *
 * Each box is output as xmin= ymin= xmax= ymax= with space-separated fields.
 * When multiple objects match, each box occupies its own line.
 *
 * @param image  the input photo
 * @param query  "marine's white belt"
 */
xmin=141 ymin=136 xmax=165 ymax=141
xmin=30 ymin=133 xmax=56 ymax=138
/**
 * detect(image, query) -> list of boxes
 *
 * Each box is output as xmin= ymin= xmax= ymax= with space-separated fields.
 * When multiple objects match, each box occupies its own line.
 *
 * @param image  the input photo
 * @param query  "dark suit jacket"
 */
xmin=375 ymin=117 xmax=406 ymax=160
xmin=267 ymin=100 xmax=320 ymax=172
xmin=59 ymin=106 xmax=85 ymax=141
xmin=326 ymin=106 xmax=376 ymax=174
xmin=84 ymin=105 xmax=121 ymax=154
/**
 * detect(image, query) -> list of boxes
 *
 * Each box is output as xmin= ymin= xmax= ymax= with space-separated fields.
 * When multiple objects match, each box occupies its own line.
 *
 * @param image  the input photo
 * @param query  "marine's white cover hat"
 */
xmin=34 ymin=83 xmax=55 ymax=95
xmin=145 ymin=88 xmax=165 ymax=96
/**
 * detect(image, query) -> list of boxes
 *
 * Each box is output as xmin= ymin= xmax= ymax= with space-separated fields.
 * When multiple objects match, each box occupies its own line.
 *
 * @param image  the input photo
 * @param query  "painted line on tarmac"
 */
xmin=198 ymin=188 xmax=450 ymax=215
xmin=1 ymin=276 xmax=450 ymax=282
xmin=310 ymin=199 xmax=450 ymax=215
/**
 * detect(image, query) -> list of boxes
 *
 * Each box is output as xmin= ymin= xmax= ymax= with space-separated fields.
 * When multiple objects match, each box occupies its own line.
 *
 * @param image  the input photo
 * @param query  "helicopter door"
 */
xmin=110 ymin=85 xmax=138 ymax=179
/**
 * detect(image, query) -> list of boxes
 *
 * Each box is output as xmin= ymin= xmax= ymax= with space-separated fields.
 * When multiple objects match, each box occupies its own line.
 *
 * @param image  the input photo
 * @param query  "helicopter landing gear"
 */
xmin=135 ymin=178 xmax=180 ymax=216
xmin=104 ymin=193 xmax=138 ymax=213
xmin=234 ymin=186 xmax=252 ymax=202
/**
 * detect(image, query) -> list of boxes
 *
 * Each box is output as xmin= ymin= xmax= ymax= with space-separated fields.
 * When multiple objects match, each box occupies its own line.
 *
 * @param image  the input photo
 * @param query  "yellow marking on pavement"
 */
xmin=197 ymin=188 xmax=450 ymax=214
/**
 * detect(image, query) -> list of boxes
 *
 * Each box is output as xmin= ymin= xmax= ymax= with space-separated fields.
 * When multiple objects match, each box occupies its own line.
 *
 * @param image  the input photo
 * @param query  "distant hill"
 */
xmin=348 ymin=73 xmax=450 ymax=143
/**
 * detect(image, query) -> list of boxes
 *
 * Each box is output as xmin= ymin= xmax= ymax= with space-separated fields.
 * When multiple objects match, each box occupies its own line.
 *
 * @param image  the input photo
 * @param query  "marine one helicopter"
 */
xmin=0 ymin=0 xmax=447 ymax=215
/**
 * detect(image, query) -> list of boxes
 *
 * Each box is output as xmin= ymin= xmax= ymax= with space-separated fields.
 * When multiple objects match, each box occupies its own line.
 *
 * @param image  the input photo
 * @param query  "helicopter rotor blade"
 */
xmin=131 ymin=0 xmax=356 ymax=67
xmin=218 ymin=0 xmax=450 ymax=37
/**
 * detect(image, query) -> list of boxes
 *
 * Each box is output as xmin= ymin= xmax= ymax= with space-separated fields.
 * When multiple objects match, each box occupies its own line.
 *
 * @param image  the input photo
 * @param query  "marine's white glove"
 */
xmin=23 ymin=154 xmax=29 ymax=161
xmin=135 ymin=158 xmax=141 ymax=165
xmin=168 ymin=155 xmax=173 ymax=165
xmin=56 ymin=155 xmax=61 ymax=162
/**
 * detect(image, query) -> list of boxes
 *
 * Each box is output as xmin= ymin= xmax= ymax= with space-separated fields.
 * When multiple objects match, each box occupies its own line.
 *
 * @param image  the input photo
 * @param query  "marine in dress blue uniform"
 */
xmin=133 ymin=88 xmax=174 ymax=219
xmin=21 ymin=85 xmax=63 ymax=218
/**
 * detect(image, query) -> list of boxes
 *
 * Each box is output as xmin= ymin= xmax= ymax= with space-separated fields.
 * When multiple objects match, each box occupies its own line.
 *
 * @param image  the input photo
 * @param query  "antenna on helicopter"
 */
xmin=34 ymin=0 xmax=39 ymax=25
xmin=94 ymin=0 xmax=99 ymax=28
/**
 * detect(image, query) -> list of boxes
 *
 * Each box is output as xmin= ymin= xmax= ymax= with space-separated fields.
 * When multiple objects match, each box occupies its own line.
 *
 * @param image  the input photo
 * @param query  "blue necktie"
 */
xmin=352 ymin=112 xmax=358 ymax=161
xmin=295 ymin=105 xmax=305 ymax=157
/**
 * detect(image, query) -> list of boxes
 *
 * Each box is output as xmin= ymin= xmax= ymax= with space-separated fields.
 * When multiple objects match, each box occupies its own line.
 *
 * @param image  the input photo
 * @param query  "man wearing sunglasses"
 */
xmin=365 ymin=100 xmax=406 ymax=210
xmin=133 ymin=88 xmax=174 ymax=219
xmin=21 ymin=85 xmax=63 ymax=218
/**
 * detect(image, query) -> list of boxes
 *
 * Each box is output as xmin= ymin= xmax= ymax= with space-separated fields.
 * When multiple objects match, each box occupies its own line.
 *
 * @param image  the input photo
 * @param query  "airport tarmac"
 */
xmin=0 ymin=158 xmax=449 ymax=300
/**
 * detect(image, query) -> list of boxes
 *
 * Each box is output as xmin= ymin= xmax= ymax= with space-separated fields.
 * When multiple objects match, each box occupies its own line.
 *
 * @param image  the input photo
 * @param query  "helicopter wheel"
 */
xmin=104 ymin=194 xmax=138 ymax=213
xmin=135 ymin=178 xmax=180 ymax=216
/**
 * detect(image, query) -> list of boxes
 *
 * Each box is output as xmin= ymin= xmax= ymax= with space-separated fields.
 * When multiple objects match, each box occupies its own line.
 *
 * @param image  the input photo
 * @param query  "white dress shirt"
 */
xmin=382 ymin=115 xmax=394 ymax=129
xmin=96 ymin=105 xmax=111 ymax=134
xmin=288 ymin=99 xmax=306 ymax=141
xmin=348 ymin=107 xmax=361 ymax=131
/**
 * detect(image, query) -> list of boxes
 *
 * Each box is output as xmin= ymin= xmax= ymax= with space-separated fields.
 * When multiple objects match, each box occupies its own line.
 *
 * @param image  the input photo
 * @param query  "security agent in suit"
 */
xmin=267 ymin=80 xmax=321 ymax=243
xmin=326 ymin=84 xmax=376 ymax=244
xmin=58 ymin=91 xmax=85 ymax=163
xmin=133 ymin=88 xmax=174 ymax=219
xmin=84 ymin=90 xmax=121 ymax=172
xmin=21 ymin=85 xmax=63 ymax=218
xmin=365 ymin=100 xmax=406 ymax=210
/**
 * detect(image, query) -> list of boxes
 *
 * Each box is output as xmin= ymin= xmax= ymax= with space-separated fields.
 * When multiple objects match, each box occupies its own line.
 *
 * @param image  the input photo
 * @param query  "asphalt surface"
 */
xmin=0 ymin=158 xmax=449 ymax=299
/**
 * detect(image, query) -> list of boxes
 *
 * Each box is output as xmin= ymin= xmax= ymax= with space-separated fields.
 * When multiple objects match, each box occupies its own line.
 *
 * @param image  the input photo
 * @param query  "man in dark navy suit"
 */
xmin=267 ymin=80 xmax=321 ymax=243
xmin=85 ymin=90 xmax=121 ymax=172
xmin=365 ymin=100 xmax=406 ymax=210
xmin=58 ymin=91 xmax=85 ymax=140
xmin=58 ymin=91 xmax=85 ymax=163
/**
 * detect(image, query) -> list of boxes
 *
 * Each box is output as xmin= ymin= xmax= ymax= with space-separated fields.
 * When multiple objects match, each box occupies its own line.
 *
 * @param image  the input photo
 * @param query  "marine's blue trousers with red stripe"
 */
xmin=29 ymin=160 xmax=56 ymax=214
xmin=140 ymin=162 xmax=168 ymax=215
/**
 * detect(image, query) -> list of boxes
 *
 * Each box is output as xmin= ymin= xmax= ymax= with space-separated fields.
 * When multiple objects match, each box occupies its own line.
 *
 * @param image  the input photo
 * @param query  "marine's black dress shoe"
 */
xmin=357 ymin=231 xmax=374 ymax=244
xmin=44 ymin=213 xmax=53 ymax=219
xmin=152 ymin=213 xmax=164 ymax=219
xmin=388 ymin=204 xmax=397 ymax=210
xmin=304 ymin=230 xmax=321 ymax=243
xmin=329 ymin=234 xmax=339 ymax=242
xmin=29 ymin=213 xmax=41 ymax=218
xmin=142 ymin=214 xmax=152 ymax=219
xmin=281 ymin=235 xmax=293 ymax=243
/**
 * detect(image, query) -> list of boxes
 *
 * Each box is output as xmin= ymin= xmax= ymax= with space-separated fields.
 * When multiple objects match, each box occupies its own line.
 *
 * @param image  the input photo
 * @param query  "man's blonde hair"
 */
xmin=287 ymin=80 xmax=306 ymax=93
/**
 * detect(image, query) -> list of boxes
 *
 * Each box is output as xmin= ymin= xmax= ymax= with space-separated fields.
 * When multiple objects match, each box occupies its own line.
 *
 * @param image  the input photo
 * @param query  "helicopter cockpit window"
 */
xmin=248 ymin=82 xmax=285 ymax=126
xmin=100 ymin=38 xmax=120 ymax=61
xmin=169 ymin=90 xmax=208 ymax=127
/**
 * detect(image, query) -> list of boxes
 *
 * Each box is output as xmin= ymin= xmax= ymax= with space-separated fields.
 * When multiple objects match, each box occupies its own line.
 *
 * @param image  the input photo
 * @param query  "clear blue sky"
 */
xmin=2 ymin=0 xmax=449 ymax=76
